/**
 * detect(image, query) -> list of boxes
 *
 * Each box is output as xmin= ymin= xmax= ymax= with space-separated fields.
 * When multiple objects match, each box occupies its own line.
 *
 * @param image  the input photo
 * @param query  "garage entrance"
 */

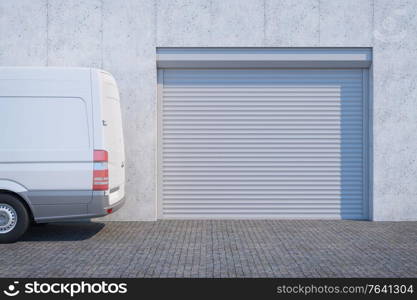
xmin=157 ymin=49 xmax=371 ymax=219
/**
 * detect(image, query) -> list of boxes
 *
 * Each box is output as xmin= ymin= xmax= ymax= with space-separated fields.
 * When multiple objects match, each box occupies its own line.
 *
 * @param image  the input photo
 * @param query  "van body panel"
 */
xmin=0 ymin=180 xmax=28 ymax=193
xmin=99 ymin=71 xmax=125 ymax=205
xmin=33 ymin=204 xmax=88 ymax=219
xmin=90 ymin=69 xmax=104 ymax=150
xmin=34 ymin=191 xmax=125 ymax=223
xmin=26 ymin=190 xmax=92 ymax=205
xmin=0 ymin=67 xmax=125 ymax=221
xmin=0 ymin=97 xmax=90 ymax=152
xmin=108 ymin=183 xmax=125 ymax=206
xmin=0 ymin=162 xmax=92 ymax=190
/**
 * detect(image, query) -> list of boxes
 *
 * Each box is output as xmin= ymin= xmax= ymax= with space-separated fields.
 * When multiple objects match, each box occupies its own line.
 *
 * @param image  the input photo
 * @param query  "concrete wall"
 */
xmin=1 ymin=0 xmax=416 ymax=221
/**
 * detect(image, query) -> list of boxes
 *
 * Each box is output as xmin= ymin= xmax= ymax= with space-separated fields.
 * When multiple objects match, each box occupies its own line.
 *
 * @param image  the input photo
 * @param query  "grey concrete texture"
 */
xmin=0 ymin=220 xmax=416 ymax=277
xmin=0 ymin=0 xmax=417 ymax=221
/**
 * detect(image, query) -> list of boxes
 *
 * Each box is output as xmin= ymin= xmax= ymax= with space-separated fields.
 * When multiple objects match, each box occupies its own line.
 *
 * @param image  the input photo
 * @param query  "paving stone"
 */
xmin=0 ymin=220 xmax=416 ymax=277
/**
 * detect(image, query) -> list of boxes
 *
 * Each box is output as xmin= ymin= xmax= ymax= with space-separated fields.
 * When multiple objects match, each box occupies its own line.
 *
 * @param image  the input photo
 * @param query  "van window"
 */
xmin=0 ymin=97 xmax=89 ymax=150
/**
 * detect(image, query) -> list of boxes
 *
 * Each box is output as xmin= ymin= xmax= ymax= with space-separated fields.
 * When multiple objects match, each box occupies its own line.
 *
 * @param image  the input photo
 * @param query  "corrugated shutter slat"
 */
xmin=161 ymin=69 xmax=366 ymax=219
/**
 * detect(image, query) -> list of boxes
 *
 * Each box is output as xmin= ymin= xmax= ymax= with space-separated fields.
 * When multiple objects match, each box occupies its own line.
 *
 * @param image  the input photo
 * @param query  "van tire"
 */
xmin=0 ymin=194 xmax=30 ymax=243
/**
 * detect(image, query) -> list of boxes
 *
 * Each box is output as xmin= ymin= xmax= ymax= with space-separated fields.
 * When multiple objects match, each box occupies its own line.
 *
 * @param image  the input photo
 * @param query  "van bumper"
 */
xmin=30 ymin=190 xmax=125 ymax=223
xmin=88 ymin=191 xmax=125 ymax=218
xmin=104 ymin=194 xmax=125 ymax=214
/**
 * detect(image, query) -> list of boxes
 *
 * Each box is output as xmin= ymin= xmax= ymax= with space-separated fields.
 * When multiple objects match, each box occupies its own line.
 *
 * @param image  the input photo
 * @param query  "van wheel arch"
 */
xmin=0 ymin=190 xmax=34 ymax=222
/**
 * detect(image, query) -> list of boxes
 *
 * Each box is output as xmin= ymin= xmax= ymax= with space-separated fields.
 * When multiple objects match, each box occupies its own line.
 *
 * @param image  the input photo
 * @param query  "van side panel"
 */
xmin=0 ymin=68 xmax=94 ymax=221
xmin=0 ymin=97 xmax=91 ymax=163
xmin=0 ymin=97 xmax=89 ymax=150
xmin=0 ymin=163 xmax=92 ymax=191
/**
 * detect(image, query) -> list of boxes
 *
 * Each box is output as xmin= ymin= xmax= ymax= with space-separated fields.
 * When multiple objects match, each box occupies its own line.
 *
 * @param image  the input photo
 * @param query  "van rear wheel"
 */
xmin=0 ymin=194 xmax=30 ymax=243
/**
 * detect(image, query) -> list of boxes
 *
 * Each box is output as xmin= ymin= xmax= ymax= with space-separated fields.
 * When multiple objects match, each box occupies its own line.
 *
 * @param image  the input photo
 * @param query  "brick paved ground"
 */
xmin=0 ymin=220 xmax=416 ymax=277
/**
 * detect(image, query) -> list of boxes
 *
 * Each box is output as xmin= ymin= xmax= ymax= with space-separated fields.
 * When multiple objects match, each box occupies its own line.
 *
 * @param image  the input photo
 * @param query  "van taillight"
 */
xmin=93 ymin=150 xmax=109 ymax=191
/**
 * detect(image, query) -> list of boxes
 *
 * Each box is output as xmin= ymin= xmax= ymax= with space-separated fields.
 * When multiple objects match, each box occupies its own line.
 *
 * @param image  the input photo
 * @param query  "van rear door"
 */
xmin=100 ymin=72 xmax=125 ymax=202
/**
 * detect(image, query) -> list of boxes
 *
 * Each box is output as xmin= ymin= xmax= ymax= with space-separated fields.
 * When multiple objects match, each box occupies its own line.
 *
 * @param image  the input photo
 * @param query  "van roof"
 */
xmin=0 ymin=67 xmax=111 ymax=80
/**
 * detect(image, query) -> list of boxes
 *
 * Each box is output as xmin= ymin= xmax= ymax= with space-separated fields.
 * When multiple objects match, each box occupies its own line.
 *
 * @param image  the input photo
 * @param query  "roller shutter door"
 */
xmin=159 ymin=69 xmax=368 ymax=219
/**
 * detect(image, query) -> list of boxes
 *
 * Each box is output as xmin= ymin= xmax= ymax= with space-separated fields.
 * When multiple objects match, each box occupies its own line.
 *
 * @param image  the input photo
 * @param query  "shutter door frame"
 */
xmin=157 ymin=48 xmax=371 ymax=220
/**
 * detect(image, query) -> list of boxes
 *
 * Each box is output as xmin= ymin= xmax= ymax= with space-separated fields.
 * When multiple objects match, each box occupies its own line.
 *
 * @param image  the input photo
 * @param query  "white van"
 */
xmin=0 ymin=67 xmax=125 ymax=243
